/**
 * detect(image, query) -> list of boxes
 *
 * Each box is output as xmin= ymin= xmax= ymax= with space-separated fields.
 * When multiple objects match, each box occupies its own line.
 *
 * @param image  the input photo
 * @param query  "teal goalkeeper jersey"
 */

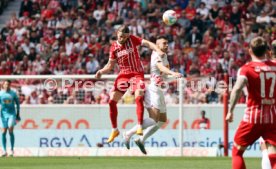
xmin=0 ymin=90 xmax=20 ymax=117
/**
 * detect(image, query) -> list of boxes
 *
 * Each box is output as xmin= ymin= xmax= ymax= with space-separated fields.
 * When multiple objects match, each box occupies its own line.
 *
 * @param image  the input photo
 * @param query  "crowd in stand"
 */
xmin=0 ymin=0 xmax=275 ymax=104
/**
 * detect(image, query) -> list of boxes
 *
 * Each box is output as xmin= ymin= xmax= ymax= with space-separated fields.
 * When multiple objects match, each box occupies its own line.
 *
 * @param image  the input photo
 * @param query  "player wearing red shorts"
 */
xmin=226 ymin=37 xmax=276 ymax=169
xmin=95 ymin=25 xmax=165 ymax=143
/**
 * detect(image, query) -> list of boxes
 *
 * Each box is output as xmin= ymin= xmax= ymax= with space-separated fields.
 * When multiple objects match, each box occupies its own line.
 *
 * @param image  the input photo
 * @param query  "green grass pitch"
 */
xmin=0 ymin=157 xmax=260 ymax=169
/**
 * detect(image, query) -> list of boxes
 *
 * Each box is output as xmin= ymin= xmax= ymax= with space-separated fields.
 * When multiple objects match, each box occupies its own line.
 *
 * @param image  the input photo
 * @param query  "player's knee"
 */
xmin=8 ymin=128 xmax=14 ymax=134
xmin=1 ymin=128 xmax=7 ymax=134
xmin=159 ymin=117 xmax=167 ymax=123
xmin=266 ymin=143 xmax=276 ymax=154
xmin=159 ymin=113 xmax=167 ymax=122
xmin=135 ymin=89 xmax=144 ymax=97
xmin=109 ymin=91 xmax=123 ymax=102
xmin=232 ymin=144 xmax=246 ymax=156
xmin=108 ymin=100 xmax=117 ymax=106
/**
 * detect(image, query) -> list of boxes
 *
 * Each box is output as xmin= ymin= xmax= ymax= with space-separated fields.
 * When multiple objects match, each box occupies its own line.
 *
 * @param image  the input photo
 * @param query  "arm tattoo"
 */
xmin=229 ymin=77 xmax=247 ymax=112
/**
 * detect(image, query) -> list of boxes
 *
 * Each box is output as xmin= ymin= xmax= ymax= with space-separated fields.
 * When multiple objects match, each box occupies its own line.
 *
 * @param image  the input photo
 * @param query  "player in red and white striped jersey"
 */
xmin=95 ymin=25 xmax=165 ymax=143
xmin=226 ymin=37 xmax=276 ymax=169
xmin=123 ymin=36 xmax=182 ymax=154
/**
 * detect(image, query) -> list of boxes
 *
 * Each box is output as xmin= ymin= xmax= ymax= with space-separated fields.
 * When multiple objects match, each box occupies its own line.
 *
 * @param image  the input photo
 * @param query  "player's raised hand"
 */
xmin=226 ymin=111 xmax=233 ymax=122
xmin=172 ymin=72 xmax=182 ymax=78
xmin=95 ymin=70 xmax=102 ymax=79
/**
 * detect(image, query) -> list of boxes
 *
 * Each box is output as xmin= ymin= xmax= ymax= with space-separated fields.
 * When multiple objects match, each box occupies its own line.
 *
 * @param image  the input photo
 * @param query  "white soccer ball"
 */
xmin=162 ymin=10 xmax=177 ymax=26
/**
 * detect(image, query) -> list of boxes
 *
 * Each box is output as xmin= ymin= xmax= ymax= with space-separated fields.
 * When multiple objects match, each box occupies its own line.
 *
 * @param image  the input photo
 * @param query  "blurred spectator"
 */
xmin=191 ymin=110 xmax=210 ymax=129
xmin=19 ymin=0 xmax=33 ymax=17
xmin=0 ymin=0 xmax=274 ymax=104
xmin=196 ymin=2 xmax=209 ymax=21
xmin=122 ymin=90 xmax=135 ymax=104
xmin=185 ymin=26 xmax=202 ymax=47
xmin=84 ymin=91 xmax=96 ymax=104
xmin=99 ymin=89 xmax=109 ymax=104
xmin=86 ymin=54 xmax=99 ymax=74
xmin=165 ymin=88 xmax=178 ymax=104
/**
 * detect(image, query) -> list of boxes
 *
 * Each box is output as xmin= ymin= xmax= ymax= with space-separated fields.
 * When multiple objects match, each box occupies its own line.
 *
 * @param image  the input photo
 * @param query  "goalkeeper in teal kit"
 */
xmin=0 ymin=80 xmax=20 ymax=157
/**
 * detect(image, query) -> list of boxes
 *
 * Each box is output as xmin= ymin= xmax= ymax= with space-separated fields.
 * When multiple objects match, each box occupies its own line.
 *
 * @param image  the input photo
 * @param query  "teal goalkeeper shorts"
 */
xmin=0 ymin=115 xmax=16 ymax=128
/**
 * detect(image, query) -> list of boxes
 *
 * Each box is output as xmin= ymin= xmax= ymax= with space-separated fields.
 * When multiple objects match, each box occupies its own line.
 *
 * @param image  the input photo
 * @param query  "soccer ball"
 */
xmin=162 ymin=10 xmax=177 ymax=26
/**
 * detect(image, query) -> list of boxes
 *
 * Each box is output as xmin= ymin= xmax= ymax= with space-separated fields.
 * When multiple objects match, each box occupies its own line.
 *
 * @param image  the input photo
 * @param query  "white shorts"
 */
xmin=144 ymin=84 xmax=166 ymax=113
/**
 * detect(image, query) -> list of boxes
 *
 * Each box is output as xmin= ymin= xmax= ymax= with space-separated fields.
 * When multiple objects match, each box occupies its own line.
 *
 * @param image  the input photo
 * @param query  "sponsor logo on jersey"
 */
xmin=116 ymin=48 xmax=134 ymax=58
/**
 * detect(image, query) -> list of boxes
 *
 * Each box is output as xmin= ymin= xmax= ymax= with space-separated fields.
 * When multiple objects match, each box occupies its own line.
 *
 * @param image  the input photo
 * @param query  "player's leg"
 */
xmin=266 ymin=144 xmax=276 ymax=169
xmin=232 ymin=143 xmax=247 ymax=169
xmin=8 ymin=116 xmax=16 ymax=156
xmin=139 ymin=108 xmax=163 ymax=143
xmin=124 ymin=86 xmax=159 ymax=152
xmin=134 ymin=88 xmax=145 ymax=135
xmin=124 ymin=108 xmax=156 ymax=138
xmin=123 ymin=108 xmax=156 ymax=149
xmin=133 ymin=74 xmax=146 ymax=135
xmin=8 ymin=127 xmax=14 ymax=157
xmin=134 ymin=109 xmax=167 ymax=155
xmin=139 ymin=88 xmax=167 ymax=143
xmin=260 ymin=137 xmax=272 ymax=169
xmin=107 ymin=91 xmax=124 ymax=143
xmin=0 ymin=117 xmax=8 ymax=157
xmin=1 ymin=128 xmax=7 ymax=157
xmin=125 ymin=87 xmax=157 ymax=139
xmin=232 ymin=122 xmax=261 ymax=169
xmin=262 ymin=122 xmax=276 ymax=169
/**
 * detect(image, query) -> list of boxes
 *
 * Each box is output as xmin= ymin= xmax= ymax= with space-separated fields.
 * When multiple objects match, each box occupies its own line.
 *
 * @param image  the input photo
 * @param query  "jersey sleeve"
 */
xmin=130 ymin=35 xmax=142 ymax=46
xmin=237 ymin=66 xmax=248 ymax=81
xmin=109 ymin=45 xmax=117 ymax=60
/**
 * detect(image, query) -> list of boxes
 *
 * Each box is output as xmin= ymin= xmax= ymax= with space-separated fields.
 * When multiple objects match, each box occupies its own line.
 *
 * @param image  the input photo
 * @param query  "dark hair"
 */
xmin=156 ymin=36 xmax=167 ymax=43
xmin=117 ymin=25 xmax=130 ymax=34
xmin=250 ymin=37 xmax=267 ymax=57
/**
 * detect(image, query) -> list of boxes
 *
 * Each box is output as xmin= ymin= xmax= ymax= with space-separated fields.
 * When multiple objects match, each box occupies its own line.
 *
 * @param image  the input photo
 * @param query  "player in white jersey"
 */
xmin=123 ymin=36 xmax=182 ymax=154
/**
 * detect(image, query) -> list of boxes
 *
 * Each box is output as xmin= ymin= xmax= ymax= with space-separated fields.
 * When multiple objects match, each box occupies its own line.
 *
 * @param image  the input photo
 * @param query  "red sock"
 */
xmin=268 ymin=154 xmax=276 ymax=169
xmin=109 ymin=100 xmax=118 ymax=128
xmin=135 ymin=96 xmax=144 ymax=125
xmin=232 ymin=146 xmax=245 ymax=169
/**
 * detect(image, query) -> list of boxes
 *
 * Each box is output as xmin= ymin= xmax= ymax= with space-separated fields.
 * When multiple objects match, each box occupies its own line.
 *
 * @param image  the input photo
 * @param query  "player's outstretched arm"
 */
xmin=156 ymin=62 xmax=182 ymax=78
xmin=95 ymin=59 xmax=116 ymax=79
xmin=142 ymin=39 xmax=165 ymax=57
xmin=226 ymin=76 xmax=247 ymax=122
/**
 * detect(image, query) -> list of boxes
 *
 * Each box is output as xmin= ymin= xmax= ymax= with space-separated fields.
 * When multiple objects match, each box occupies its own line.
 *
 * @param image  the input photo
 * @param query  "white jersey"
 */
xmin=144 ymin=51 xmax=170 ymax=113
xmin=150 ymin=51 xmax=169 ymax=85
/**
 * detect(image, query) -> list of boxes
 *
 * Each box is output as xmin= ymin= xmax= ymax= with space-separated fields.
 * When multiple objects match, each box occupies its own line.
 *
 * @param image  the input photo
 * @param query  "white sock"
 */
xmin=140 ymin=121 xmax=165 ymax=143
xmin=112 ymin=128 xmax=118 ymax=132
xmin=262 ymin=149 xmax=272 ymax=169
xmin=126 ymin=118 xmax=156 ymax=137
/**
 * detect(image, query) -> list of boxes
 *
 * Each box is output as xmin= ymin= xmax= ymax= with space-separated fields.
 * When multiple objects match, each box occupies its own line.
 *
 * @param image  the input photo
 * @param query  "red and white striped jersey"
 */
xmin=238 ymin=60 xmax=276 ymax=124
xmin=109 ymin=35 xmax=144 ymax=74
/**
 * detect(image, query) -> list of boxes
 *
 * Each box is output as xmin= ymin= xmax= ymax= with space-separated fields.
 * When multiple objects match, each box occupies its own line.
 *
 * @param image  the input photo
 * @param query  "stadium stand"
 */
xmin=0 ymin=0 xmax=275 ymax=104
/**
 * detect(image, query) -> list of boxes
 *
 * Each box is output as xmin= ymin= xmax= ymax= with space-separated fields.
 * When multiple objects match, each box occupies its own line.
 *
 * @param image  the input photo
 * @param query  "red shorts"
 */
xmin=111 ymin=72 xmax=145 ymax=94
xmin=234 ymin=121 xmax=276 ymax=147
